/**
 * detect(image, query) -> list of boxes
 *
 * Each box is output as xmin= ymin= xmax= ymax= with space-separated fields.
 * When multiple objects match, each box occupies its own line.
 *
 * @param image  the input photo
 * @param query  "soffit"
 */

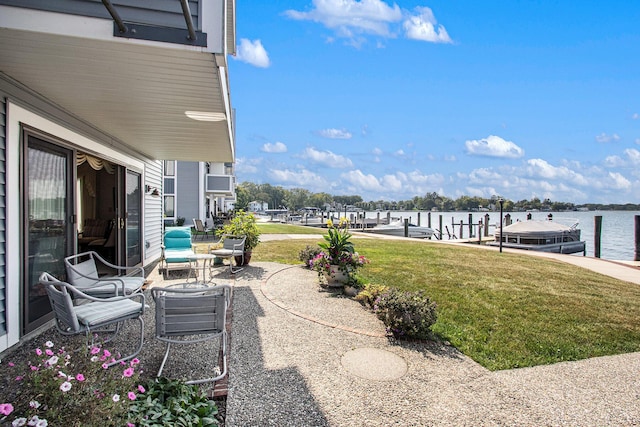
xmin=0 ymin=27 xmax=233 ymax=162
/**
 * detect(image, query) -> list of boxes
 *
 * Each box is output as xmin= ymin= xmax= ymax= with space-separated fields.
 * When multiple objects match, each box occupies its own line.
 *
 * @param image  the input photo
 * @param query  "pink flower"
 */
xmin=45 ymin=349 xmax=54 ymax=356
xmin=131 ymin=358 xmax=140 ymax=366
xmin=76 ymin=373 xmax=85 ymax=382
xmin=102 ymin=363 xmax=109 ymax=369
xmin=30 ymin=365 xmax=39 ymax=371
xmin=35 ymin=348 xmax=42 ymax=356
xmin=137 ymin=385 xmax=146 ymax=393
xmin=15 ymin=376 xmax=23 ymax=381
xmin=8 ymin=362 xmax=14 ymax=367
xmin=127 ymin=392 xmax=136 ymax=401
xmin=127 ymin=423 xmax=135 ymax=427
xmin=60 ymin=381 xmax=72 ymax=392
xmin=0 ymin=403 xmax=14 ymax=416
xmin=122 ymin=367 xmax=134 ymax=378
xmin=103 ymin=349 xmax=111 ymax=358
xmin=90 ymin=347 xmax=101 ymax=355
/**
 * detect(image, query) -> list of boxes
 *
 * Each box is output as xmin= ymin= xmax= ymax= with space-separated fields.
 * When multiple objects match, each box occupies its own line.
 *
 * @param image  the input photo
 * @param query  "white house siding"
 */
xmin=144 ymin=160 xmax=163 ymax=265
xmin=0 ymin=76 xmax=165 ymax=352
xmin=0 ymin=93 xmax=6 ymax=342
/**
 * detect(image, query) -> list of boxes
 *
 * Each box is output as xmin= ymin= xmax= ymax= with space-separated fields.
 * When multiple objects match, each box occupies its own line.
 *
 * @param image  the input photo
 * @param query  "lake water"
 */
xmin=357 ymin=210 xmax=640 ymax=261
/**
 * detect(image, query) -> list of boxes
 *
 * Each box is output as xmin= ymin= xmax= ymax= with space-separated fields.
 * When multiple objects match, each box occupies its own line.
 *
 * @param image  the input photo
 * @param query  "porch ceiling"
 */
xmin=0 ymin=27 xmax=233 ymax=163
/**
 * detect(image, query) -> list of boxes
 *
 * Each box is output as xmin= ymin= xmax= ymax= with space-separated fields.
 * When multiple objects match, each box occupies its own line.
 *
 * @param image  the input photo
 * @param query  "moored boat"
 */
xmin=365 ymin=221 xmax=435 ymax=239
xmin=488 ymin=220 xmax=586 ymax=254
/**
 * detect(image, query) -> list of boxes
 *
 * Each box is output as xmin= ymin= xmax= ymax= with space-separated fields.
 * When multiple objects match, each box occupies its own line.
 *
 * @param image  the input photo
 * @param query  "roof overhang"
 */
xmin=0 ymin=6 xmax=234 ymax=162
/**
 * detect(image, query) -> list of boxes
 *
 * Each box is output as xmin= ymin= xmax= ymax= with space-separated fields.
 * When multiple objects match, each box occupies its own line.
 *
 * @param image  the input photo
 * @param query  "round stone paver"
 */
xmin=341 ymin=347 xmax=408 ymax=381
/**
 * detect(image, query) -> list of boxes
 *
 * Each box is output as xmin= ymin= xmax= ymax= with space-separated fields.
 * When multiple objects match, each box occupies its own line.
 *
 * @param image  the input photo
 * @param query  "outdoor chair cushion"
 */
xmin=66 ymin=256 xmax=143 ymax=296
xmin=75 ymin=299 xmax=143 ymax=326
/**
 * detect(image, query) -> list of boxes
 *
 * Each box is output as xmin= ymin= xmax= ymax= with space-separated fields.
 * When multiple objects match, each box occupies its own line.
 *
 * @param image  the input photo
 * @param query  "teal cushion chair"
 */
xmin=161 ymin=227 xmax=195 ymax=278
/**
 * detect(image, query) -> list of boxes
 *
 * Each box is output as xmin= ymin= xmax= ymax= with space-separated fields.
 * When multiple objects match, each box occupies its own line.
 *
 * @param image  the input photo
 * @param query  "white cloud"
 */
xmin=635 ymin=138 xmax=640 ymax=145
xmin=607 ymin=172 xmax=631 ymax=189
xmin=604 ymin=155 xmax=624 ymax=168
xmin=340 ymin=169 xmax=444 ymax=198
xmin=300 ymin=147 xmax=354 ymax=168
xmin=604 ymin=148 xmax=640 ymax=167
xmin=234 ymin=157 xmax=261 ymax=174
xmin=261 ymin=142 xmax=287 ymax=153
xmin=465 ymin=135 xmax=524 ymax=158
xmin=268 ymin=168 xmax=329 ymax=188
xmin=284 ymin=0 xmax=452 ymax=45
xmin=235 ymin=39 xmax=271 ymax=68
xmin=595 ymin=132 xmax=620 ymax=143
xmin=624 ymin=148 xmax=640 ymax=165
xmin=403 ymin=6 xmax=452 ymax=43
xmin=341 ymin=169 xmax=385 ymax=191
xmin=632 ymin=113 xmax=639 ymax=120
xmin=317 ymin=128 xmax=353 ymax=139
xmin=525 ymin=159 xmax=588 ymax=185
xmin=372 ymin=147 xmax=383 ymax=155
xmin=285 ymin=0 xmax=401 ymax=37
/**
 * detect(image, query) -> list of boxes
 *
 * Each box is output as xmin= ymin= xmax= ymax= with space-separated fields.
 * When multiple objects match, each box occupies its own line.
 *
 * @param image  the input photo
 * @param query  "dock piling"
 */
xmin=594 ymin=216 xmax=602 ymax=258
xmin=635 ymin=215 xmax=640 ymax=261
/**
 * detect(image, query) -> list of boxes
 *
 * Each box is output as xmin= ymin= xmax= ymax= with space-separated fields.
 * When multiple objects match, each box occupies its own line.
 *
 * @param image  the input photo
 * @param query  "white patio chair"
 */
xmin=40 ymin=272 xmax=145 ymax=367
xmin=151 ymin=284 xmax=231 ymax=384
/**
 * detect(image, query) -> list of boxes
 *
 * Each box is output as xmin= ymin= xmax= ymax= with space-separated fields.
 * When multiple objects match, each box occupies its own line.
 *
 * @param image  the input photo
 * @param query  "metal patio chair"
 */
xmin=151 ymin=284 xmax=232 ymax=385
xmin=40 ymin=272 xmax=145 ymax=367
xmin=209 ymin=235 xmax=246 ymax=274
xmin=193 ymin=218 xmax=214 ymax=240
xmin=64 ymin=251 xmax=144 ymax=297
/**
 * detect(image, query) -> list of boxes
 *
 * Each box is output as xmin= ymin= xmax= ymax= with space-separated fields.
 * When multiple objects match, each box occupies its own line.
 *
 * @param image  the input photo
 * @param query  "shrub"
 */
xmin=298 ymin=245 xmax=323 ymax=267
xmin=355 ymin=283 xmax=389 ymax=308
xmin=128 ymin=377 xmax=219 ymax=426
xmin=374 ymin=289 xmax=437 ymax=339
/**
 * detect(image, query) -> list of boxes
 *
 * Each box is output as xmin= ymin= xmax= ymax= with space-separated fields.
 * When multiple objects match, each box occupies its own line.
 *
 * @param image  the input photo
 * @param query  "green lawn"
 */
xmin=248 ymin=225 xmax=640 ymax=371
xmin=256 ymin=222 xmax=325 ymax=234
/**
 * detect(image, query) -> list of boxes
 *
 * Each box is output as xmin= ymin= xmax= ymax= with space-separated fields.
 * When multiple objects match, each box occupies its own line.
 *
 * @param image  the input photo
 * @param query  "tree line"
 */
xmin=234 ymin=182 xmax=640 ymax=212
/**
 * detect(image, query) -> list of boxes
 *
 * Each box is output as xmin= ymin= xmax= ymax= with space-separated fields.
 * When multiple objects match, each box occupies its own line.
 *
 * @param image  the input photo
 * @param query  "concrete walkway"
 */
xmin=225 ymin=234 xmax=640 ymax=426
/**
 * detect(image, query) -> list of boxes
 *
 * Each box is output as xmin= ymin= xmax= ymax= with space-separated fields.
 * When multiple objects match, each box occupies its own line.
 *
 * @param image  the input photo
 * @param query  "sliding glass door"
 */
xmin=23 ymin=133 xmax=74 ymax=333
xmin=125 ymin=170 xmax=142 ymax=266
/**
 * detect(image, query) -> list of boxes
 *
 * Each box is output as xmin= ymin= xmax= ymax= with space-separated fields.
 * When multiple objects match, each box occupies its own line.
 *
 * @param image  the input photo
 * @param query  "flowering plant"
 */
xmin=309 ymin=251 xmax=369 ymax=281
xmin=318 ymin=217 xmax=354 ymax=259
xmin=0 ymin=340 xmax=144 ymax=427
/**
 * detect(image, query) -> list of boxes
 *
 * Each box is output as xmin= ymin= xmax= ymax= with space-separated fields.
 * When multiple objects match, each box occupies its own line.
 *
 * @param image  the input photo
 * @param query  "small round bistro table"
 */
xmin=186 ymin=254 xmax=219 ymax=285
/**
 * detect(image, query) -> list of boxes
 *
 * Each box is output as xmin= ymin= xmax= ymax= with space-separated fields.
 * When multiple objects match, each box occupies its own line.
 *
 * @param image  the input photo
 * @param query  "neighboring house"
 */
xmin=164 ymin=160 xmax=236 ymax=229
xmin=248 ymin=201 xmax=268 ymax=213
xmin=0 ymin=0 xmax=236 ymax=352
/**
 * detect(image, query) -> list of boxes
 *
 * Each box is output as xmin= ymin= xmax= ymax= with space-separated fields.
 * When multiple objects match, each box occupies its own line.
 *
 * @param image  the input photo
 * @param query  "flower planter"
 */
xmin=234 ymin=251 xmax=252 ymax=266
xmin=324 ymin=264 xmax=349 ymax=287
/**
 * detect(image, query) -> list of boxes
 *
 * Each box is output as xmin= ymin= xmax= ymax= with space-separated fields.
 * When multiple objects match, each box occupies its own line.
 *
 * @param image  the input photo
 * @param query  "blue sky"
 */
xmin=229 ymin=1 xmax=640 ymax=204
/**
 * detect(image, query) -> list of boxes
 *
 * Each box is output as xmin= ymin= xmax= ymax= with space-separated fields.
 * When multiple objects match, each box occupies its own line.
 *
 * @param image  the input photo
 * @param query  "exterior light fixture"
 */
xmin=145 ymin=185 xmax=161 ymax=198
xmin=185 ymin=111 xmax=226 ymax=121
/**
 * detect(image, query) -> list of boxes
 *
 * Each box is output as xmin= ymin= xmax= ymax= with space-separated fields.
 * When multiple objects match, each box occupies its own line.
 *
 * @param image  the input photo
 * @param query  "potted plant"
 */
xmin=216 ymin=210 xmax=260 ymax=265
xmin=311 ymin=218 xmax=369 ymax=287
xmin=310 ymin=251 xmax=369 ymax=287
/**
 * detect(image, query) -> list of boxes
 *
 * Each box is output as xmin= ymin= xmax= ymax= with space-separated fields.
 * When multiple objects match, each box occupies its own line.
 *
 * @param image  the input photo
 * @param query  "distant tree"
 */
xmin=284 ymin=188 xmax=311 ymax=211
xmin=234 ymin=185 xmax=250 ymax=210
